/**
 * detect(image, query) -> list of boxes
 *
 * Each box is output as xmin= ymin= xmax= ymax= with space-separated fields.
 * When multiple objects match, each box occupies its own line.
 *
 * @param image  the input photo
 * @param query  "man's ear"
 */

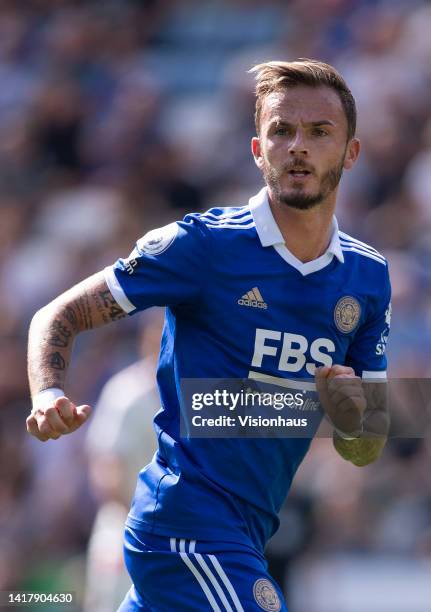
xmin=251 ymin=136 xmax=264 ymax=170
xmin=343 ymin=137 xmax=360 ymax=170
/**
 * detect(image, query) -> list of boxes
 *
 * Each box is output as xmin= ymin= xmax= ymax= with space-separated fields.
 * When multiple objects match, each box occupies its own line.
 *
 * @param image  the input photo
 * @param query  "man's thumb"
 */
xmin=315 ymin=366 xmax=331 ymax=380
xmin=74 ymin=404 xmax=92 ymax=424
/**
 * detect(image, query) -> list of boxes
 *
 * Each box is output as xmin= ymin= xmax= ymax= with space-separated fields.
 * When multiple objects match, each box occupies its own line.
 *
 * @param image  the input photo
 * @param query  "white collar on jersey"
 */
xmin=248 ymin=186 xmax=344 ymax=276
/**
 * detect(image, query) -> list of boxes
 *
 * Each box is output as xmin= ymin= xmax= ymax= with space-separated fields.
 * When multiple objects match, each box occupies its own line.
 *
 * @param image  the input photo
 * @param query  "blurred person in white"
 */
xmin=84 ymin=308 xmax=164 ymax=612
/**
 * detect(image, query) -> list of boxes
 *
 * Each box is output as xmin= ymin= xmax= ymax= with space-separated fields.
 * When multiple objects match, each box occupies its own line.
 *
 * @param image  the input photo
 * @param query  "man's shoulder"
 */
xmin=338 ymin=230 xmax=387 ymax=268
xmin=184 ymin=204 xmax=255 ymax=233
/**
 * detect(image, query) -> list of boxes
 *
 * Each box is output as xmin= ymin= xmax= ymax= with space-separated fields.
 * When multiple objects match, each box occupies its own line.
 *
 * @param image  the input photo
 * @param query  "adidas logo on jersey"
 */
xmin=238 ymin=287 xmax=267 ymax=309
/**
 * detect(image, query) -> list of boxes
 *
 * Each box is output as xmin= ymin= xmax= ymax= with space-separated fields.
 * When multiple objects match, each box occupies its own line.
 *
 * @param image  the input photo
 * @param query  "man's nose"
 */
xmin=288 ymin=131 xmax=308 ymax=156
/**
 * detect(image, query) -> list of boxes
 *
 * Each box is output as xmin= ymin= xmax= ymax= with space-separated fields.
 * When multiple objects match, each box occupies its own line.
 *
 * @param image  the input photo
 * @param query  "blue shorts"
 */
xmin=118 ymin=526 xmax=288 ymax=611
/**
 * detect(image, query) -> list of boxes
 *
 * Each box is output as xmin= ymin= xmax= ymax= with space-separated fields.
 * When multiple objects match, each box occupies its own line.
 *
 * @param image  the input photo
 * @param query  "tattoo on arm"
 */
xmin=92 ymin=291 xmax=109 ymax=324
xmin=63 ymin=305 xmax=79 ymax=332
xmin=49 ymin=319 xmax=72 ymax=348
xmin=49 ymin=351 xmax=67 ymax=370
xmin=33 ymin=310 xmax=74 ymax=391
xmin=73 ymin=294 xmax=94 ymax=330
xmin=28 ymin=273 xmax=127 ymax=396
xmin=95 ymin=289 xmax=126 ymax=323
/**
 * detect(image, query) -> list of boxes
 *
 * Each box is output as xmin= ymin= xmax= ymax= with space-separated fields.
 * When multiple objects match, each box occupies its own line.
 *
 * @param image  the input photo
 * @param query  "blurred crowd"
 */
xmin=1 ymin=0 xmax=431 ymax=610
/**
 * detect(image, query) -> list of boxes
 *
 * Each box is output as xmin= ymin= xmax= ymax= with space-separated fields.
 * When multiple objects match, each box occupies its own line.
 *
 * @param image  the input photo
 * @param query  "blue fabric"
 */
xmin=118 ymin=526 xmax=288 ymax=611
xmin=107 ymin=195 xmax=391 ymax=554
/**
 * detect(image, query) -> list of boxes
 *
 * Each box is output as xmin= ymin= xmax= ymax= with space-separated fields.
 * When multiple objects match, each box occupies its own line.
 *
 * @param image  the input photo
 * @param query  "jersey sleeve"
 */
xmin=345 ymin=264 xmax=391 ymax=378
xmin=104 ymin=215 xmax=208 ymax=314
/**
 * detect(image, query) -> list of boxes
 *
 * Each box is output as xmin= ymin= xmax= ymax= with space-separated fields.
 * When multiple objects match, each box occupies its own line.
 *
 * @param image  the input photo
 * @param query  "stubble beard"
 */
xmin=264 ymin=156 xmax=346 ymax=211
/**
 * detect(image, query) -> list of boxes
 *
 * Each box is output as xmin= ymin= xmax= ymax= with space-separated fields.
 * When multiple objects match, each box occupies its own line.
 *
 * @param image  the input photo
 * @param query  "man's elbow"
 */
xmin=29 ymin=304 xmax=59 ymax=334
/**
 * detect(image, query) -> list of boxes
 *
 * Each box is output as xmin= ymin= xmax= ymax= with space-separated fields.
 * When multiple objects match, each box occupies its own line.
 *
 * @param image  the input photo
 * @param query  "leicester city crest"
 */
xmin=138 ymin=222 xmax=178 ymax=255
xmin=253 ymin=579 xmax=281 ymax=611
xmin=334 ymin=296 xmax=361 ymax=333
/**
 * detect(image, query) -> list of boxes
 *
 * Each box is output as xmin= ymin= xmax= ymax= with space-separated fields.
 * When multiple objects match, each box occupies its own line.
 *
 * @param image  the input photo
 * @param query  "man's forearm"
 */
xmin=333 ymin=432 xmax=387 ymax=466
xmin=27 ymin=272 xmax=125 ymax=397
xmin=333 ymin=404 xmax=390 ymax=466
xmin=28 ymin=303 xmax=82 ymax=396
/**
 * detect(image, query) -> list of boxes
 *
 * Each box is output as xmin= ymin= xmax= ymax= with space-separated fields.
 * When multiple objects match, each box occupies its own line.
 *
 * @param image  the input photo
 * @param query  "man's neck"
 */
xmin=268 ymin=193 xmax=336 ymax=263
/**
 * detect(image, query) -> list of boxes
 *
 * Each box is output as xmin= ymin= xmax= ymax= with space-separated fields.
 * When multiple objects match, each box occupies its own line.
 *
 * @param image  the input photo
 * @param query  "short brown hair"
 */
xmin=250 ymin=59 xmax=356 ymax=141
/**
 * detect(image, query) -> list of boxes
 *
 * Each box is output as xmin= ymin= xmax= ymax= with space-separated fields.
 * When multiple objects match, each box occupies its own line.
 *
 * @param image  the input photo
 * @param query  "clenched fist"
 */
xmin=315 ymin=365 xmax=366 ymax=438
xmin=26 ymin=396 xmax=91 ymax=442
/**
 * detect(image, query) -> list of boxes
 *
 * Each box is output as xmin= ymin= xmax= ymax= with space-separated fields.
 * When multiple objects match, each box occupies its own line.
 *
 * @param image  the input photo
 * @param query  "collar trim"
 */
xmin=249 ymin=187 xmax=344 ymax=276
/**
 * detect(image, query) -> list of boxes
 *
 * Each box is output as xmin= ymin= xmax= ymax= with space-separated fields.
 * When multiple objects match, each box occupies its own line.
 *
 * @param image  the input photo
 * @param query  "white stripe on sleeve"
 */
xmin=340 ymin=247 xmax=386 ymax=265
xmin=362 ymin=370 xmax=387 ymax=380
xmin=104 ymin=265 xmax=136 ymax=314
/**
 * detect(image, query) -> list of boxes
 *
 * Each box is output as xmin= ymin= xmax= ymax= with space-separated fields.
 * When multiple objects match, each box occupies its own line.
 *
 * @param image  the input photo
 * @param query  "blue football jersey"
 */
xmin=104 ymin=187 xmax=391 ymax=553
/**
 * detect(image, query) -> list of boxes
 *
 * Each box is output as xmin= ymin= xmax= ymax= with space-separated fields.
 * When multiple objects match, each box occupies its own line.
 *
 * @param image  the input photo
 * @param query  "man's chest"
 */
xmin=198 ymin=255 xmax=366 ymax=377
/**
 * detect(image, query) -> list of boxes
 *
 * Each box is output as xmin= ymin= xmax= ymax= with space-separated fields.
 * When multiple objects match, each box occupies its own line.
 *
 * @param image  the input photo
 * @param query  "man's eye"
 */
xmin=274 ymin=127 xmax=287 ymax=135
xmin=312 ymin=128 xmax=328 ymax=137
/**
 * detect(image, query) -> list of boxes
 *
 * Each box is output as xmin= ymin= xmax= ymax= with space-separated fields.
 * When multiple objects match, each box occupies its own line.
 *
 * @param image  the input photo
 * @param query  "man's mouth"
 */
xmin=288 ymin=169 xmax=312 ymax=178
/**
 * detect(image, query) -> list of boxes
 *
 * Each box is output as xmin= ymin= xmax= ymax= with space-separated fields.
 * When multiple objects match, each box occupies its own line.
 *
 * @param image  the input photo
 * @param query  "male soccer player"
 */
xmin=27 ymin=60 xmax=391 ymax=611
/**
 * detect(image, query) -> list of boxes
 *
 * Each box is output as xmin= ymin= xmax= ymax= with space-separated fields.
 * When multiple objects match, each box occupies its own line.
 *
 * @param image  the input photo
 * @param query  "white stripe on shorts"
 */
xmin=194 ymin=553 xmax=234 ymax=612
xmin=208 ymin=555 xmax=245 ymax=612
xmin=177 ymin=539 xmax=222 ymax=612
